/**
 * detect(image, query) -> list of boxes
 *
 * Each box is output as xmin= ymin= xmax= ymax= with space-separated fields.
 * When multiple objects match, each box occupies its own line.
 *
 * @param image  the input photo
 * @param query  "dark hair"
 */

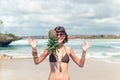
xmin=54 ymin=26 xmax=68 ymax=43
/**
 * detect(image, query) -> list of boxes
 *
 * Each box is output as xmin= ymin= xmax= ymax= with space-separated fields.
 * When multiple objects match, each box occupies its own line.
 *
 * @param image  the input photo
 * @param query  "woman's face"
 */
xmin=57 ymin=32 xmax=65 ymax=44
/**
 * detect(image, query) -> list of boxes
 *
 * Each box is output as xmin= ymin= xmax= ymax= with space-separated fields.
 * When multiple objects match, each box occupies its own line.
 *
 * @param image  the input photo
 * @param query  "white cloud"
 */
xmin=112 ymin=0 xmax=120 ymax=4
xmin=0 ymin=0 xmax=120 ymax=35
xmin=15 ymin=0 xmax=42 ymax=13
xmin=94 ymin=15 xmax=120 ymax=24
xmin=1 ymin=16 xmax=19 ymax=27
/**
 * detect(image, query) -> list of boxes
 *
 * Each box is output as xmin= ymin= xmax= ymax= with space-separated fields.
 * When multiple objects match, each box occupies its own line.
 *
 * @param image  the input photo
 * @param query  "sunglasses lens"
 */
xmin=57 ymin=33 xmax=64 ymax=36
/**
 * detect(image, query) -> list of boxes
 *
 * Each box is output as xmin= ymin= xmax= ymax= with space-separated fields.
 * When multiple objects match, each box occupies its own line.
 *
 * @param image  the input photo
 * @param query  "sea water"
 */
xmin=0 ymin=39 xmax=120 ymax=63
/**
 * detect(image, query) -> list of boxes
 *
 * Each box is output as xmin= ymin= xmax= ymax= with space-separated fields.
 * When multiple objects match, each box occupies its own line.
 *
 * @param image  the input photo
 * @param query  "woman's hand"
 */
xmin=82 ymin=41 xmax=91 ymax=52
xmin=27 ymin=37 xmax=37 ymax=49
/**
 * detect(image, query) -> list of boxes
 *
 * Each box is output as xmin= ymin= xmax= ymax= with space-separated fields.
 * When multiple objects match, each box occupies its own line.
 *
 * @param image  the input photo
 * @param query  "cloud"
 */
xmin=113 ymin=0 xmax=120 ymax=4
xmin=0 ymin=0 xmax=120 ymax=36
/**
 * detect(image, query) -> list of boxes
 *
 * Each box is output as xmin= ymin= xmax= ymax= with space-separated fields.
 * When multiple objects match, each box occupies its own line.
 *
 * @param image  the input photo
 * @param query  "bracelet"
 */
xmin=32 ymin=51 xmax=38 ymax=57
xmin=32 ymin=51 xmax=37 ymax=54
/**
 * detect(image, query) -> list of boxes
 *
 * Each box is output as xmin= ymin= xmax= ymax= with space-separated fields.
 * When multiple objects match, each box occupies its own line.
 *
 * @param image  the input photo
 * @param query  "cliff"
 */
xmin=0 ymin=33 xmax=22 ymax=46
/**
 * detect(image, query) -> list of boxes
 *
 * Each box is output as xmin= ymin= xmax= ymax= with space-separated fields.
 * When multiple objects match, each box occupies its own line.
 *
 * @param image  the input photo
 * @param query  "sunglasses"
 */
xmin=57 ymin=33 xmax=65 ymax=36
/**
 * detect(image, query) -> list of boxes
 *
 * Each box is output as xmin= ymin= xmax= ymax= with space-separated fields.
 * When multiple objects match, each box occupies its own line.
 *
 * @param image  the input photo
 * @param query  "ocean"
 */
xmin=0 ymin=39 xmax=120 ymax=63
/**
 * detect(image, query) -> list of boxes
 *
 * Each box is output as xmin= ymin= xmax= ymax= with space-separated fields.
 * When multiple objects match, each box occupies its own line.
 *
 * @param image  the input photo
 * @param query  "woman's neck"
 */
xmin=58 ymin=44 xmax=64 ymax=49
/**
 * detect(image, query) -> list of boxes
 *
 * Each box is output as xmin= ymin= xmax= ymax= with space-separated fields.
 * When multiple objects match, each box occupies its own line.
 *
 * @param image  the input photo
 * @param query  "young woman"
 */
xmin=27 ymin=26 xmax=91 ymax=80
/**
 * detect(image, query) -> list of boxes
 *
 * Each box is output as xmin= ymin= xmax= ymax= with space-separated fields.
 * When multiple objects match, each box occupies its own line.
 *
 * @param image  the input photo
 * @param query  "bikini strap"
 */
xmin=63 ymin=46 xmax=67 ymax=54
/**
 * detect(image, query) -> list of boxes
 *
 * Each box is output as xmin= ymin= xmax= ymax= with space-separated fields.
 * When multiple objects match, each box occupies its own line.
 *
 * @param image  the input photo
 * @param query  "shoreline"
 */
xmin=0 ymin=58 xmax=120 ymax=80
xmin=1 ymin=53 xmax=120 ymax=64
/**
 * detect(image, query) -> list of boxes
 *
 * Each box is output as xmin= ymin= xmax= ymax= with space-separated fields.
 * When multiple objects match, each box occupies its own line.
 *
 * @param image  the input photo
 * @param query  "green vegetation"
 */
xmin=5 ymin=33 xmax=16 ymax=39
xmin=5 ymin=33 xmax=22 ymax=41
xmin=0 ymin=20 xmax=3 ymax=24
xmin=47 ymin=35 xmax=59 ymax=54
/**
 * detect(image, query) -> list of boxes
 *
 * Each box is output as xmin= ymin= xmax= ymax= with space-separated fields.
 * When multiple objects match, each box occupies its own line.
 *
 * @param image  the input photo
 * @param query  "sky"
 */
xmin=0 ymin=0 xmax=120 ymax=36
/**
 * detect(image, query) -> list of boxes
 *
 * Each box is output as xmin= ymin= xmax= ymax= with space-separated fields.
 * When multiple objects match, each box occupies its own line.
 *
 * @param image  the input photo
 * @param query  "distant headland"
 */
xmin=22 ymin=34 xmax=120 ymax=39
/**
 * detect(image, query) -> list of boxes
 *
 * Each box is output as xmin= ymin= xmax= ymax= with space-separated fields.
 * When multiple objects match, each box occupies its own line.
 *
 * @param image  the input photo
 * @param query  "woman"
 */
xmin=27 ymin=26 xmax=91 ymax=80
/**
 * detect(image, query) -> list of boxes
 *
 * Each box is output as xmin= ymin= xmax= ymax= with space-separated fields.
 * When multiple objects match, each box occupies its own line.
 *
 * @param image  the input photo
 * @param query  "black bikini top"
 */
xmin=49 ymin=46 xmax=69 ymax=63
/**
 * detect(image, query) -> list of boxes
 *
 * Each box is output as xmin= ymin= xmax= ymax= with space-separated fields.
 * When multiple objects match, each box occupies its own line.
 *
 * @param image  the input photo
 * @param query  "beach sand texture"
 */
xmin=0 ymin=58 xmax=120 ymax=80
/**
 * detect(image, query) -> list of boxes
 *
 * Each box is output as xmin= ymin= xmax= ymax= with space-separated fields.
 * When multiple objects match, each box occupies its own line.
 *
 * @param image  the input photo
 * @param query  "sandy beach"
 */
xmin=0 ymin=58 xmax=120 ymax=80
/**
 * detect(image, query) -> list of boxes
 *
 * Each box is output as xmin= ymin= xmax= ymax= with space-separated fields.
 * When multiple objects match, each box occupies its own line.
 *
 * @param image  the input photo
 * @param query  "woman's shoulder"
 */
xmin=64 ymin=46 xmax=73 ymax=55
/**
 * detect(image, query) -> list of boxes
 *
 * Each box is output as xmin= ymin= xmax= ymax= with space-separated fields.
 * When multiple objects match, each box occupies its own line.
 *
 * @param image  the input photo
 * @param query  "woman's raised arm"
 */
xmin=27 ymin=37 xmax=49 ymax=64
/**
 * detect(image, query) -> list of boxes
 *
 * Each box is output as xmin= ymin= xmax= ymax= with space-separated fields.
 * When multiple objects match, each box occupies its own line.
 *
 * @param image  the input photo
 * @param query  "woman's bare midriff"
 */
xmin=48 ymin=62 xmax=70 ymax=80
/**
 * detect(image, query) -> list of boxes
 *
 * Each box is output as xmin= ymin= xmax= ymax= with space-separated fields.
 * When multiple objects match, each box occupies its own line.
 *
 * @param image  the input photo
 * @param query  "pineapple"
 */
xmin=47 ymin=30 xmax=59 ymax=54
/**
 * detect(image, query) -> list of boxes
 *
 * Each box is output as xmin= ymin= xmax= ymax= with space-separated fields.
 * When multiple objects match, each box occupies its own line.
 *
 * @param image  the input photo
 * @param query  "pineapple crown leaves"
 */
xmin=47 ymin=30 xmax=59 ymax=54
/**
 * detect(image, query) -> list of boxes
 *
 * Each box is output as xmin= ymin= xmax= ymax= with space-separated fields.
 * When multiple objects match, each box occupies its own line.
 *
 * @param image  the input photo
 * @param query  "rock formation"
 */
xmin=0 ymin=33 xmax=22 ymax=46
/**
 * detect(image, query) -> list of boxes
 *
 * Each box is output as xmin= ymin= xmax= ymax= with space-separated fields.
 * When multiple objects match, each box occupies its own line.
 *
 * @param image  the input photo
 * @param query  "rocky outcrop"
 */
xmin=0 ymin=54 xmax=12 ymax=59
xmin=0 ymin=33 xmax=22 ymax=46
